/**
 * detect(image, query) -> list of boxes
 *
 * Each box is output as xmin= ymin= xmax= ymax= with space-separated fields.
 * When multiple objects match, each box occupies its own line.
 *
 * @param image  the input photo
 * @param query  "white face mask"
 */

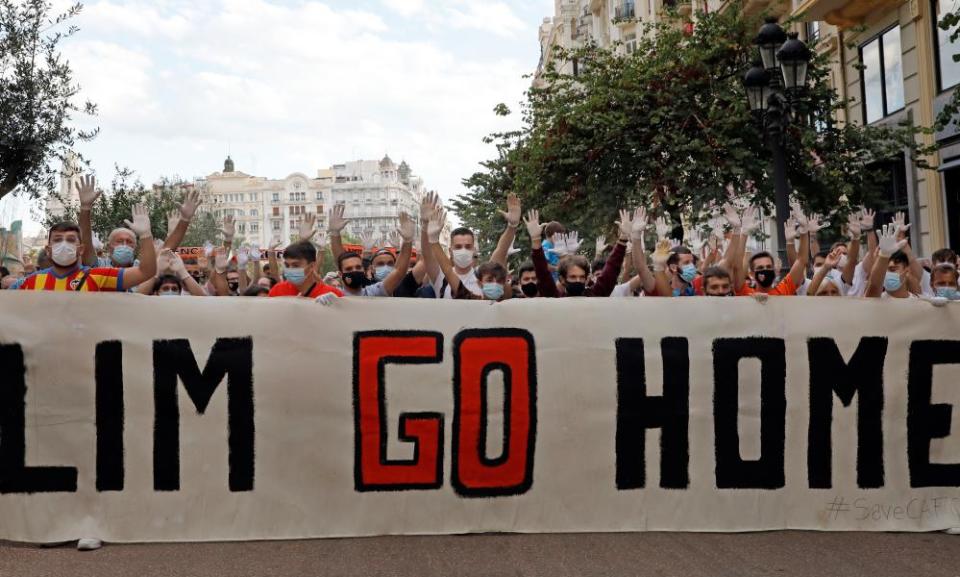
xmin=837 ymin=255 xmax=849 ymax=269
xmin=51 ymin=241 xmax=78 ymax=267
xmin=452 ymin=249 xmax=474 ymax=269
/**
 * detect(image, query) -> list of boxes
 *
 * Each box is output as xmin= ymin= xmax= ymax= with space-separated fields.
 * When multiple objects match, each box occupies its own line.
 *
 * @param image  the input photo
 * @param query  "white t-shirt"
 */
xmin=432 ymin=268 xmax=481 ymax=299
xmin=798 ymin=269 xmax=845 ymax=296
xmin=920 ymin=269 xmax=934 ymax=298
xmin=847 ymin=262 xmax=869 ymax=298
xmin=881 ymin=290 xmax=918 ymax=300
xmin=610 ymin=281 xmax=638 ymax=297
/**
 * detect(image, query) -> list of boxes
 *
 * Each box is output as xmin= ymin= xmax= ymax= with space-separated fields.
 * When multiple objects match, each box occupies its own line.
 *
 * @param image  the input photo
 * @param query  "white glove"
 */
xmin=654 ymin=216 xmax=671 ymax=240
xmin=565 ymin=231 xmax=582 ymax=254
xmin=859 ymin=207 xmax=875 ymax=230
xmin=524 ymin=210 xmax=542 ymax=241
xmin=236 ymin=247 xmax=250 ymax=268
xmin=124 ymin=204 xmax=153 ymax=238
xmin=499 ymin=193 xmax=522 ymax=228
xmin=76 ymin=175 xmax=101 ymax=209
xmin=360 ymin=229 xmax=377 ymax=251
xmin=877 ymin=223 xmax=907 ymax=258
xmin=203 ymin=241 xmax=215 ymax=258
xmin=427 ymin=206 xmax=445 ymax=244
xmin=180 ymin=189 xmax=202 ymax=222
xmin=298 ymin=213 xmax=317 ymax=241
xmin=315 ymin=293 xmax=339 ymax=306
xmin=328 ymin=204 xmax=350 ymax=234
xmin=550 ymin=233 xmax=571 ymax=257
xmin=398 ymin=212 xmax=415 ymax=243
xmin=507 ymin=241 xmax=521 ymax=257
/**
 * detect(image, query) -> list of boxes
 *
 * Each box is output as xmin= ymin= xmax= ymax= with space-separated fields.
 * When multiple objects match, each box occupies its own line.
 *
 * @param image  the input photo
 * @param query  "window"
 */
xmin=251 ymin=223 xmax=259 ymax=233
xmin=273 ymin=207 xmax=280 ymax=217
xmin=272 ymin=193 xmax=280 ymax=203
xmin=869 ymin=154 xmax=910 ymax=229
xmin=860 ymin=26 xmax=905 ymax=124
xmin=624 ymin=33 xmax=637 ymax=54
xmin=251 ymin=209 xmax=258 ymax=217
xmin=316 ymin=191 xmax=323 ymax=201
xmin=272 ymin=220 xmax=281 ymax=231
xmin=935 ymin=0 xmax=960 ymax=91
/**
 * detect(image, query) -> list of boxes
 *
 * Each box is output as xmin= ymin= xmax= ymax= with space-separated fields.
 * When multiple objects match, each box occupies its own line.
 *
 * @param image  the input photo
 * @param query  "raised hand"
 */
xmin=740 ymin=206 xmax=760 ymax=234
xmin=805 ymin=213 xmax=829 ymax=234
xmin=877 ymin=223 xmax=908 ymax=257
xmin=507 ymin=241 xmax=521 ymax=257
xmin=550 ymin=233 xmax=571 ymax=257
xmin=790 ymin=201 xmax=810 ymax=234
xmin=220 ymin=215 xmax=236 ymax=243
xmin=655 ymin=216 xmax=671 ymax=240
xmin=595 ymin=236 xmax=608 ymax=255
xmin=427 ymin=206 xmax=446 ymax=244
xmin=76 ymin=175 xmax=100 ymax=209
xmin=360 ymin=228 xmax=377 ymax=251
xmin=859 ymin=207 xmax=876 ymax=230
xmin=615 ymin=209 xmax=634 ymax=240
xmin=214 ymin=247 xmax=229 ymax=273
xmin=124 ymin=204 xmax=153 ymax=238
xmin=298 ymin=213 xmax=317 ymax=242
xmin=846 ymin=212 xmax=862 ymax=239
xmin=203 ymin=241 xmax=215 ymax=257
xmin=157 ymin=248 xmax=176 ymax=274
xmin=524 ymin=209 xmax=542 ymax=241
xmin=892 ymin=211 xmax=911 ymax=239
xmin=249 ymin=246 xmax=262 ymax=262
xmin=314 ymin=232 xmax=328 ymax=251
xmin=398 ymin=212 xmax=416 ymax=243
xmin=824 ymin=246 xmax=843 ymax=269
xmin=722 ymin=203 xmax=743 ymax=231
xmin=783 ymin=216 xmax=798 ymax=243
xmin=420 ymin=191 xmax=438 ymax=224
xmin=565 ymin=231 xmax=582 ymax=253
xmin=179 ymin=189 xmax=202 ymax=222
xmin=236 ymin=246 xmax=250 ymax=268
xmin=168 ymin=251 xmax=187 ymax=277
xmin=328 ymin=204 xmax=350 ymax=233
xmin=651 ymin=239 xmax=672 ymax=271
xmin=499 ymin=192 xmax=522 ymax=228
xmin=166 ymin=209 xmax=181 ymax=236
xmin=268 ymin=236 xmax=283 ymax=251
xmin=315 ymin=293 xmax=339 ymax=306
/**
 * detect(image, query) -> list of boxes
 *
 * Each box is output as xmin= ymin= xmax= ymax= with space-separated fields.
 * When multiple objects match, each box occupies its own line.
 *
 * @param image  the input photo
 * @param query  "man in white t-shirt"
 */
xmin=919 ymin=248 xmax=958 ymax=297
xmin=866 ymin=224 xmax=915 ymax=299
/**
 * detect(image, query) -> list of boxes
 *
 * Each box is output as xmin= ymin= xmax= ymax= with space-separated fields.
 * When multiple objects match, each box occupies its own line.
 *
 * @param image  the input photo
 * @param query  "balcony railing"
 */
xmin=614 ymin=2 xmax=635 ymax=20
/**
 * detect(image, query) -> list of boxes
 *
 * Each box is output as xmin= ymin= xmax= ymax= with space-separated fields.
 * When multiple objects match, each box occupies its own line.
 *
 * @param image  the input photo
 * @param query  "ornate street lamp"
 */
xmin=777 ymin=32 xmax=812 ymax=91
xmin=755 ymin=17 xmax=787 ymax=74
xmin=743 ymin=19 xmax=811 ymax=274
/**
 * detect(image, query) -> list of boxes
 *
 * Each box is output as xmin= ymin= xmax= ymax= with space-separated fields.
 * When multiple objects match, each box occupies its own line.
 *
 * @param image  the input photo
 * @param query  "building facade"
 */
xmin=200 ymin=155 xmax=445 ymax=249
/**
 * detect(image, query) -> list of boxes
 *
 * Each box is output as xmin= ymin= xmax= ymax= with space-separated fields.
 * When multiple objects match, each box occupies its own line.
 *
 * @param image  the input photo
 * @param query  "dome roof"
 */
xmin=224 ymin=156 xmax=235 ymax=173
xmin=379 ymin=154 xmax=395 ymax=169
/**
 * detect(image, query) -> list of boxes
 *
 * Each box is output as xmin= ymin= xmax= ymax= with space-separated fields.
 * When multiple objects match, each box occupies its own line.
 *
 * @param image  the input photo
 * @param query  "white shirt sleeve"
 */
xmin=921 ymin=269 xmax=934 ymax=298
xmin=847 ymin=262 xmax=868 ymax=297
xmin=610 ymin=282 xmax=635 ymax=297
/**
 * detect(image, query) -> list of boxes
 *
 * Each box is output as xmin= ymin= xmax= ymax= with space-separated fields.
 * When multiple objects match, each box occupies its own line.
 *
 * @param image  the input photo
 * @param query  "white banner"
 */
xmin=1 ymin=292 xmax=959 ymax=542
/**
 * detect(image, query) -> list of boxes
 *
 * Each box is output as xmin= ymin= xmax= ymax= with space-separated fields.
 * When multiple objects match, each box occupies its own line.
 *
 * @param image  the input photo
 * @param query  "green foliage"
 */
xmin=0 ymin=1 xmax=97 ymax=200
xmin=42 ymin=166 xmax=222 ymax=246
xmin=457 ymin=3 xmax=935 ymax=245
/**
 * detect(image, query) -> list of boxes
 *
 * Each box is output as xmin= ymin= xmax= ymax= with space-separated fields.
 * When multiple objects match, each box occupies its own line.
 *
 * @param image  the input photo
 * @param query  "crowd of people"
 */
xmin=2 ymin=175 xmax=959 ymax=305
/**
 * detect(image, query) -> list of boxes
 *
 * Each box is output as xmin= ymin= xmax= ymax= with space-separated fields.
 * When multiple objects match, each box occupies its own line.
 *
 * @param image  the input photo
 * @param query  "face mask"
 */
xmin=521 ymin=282 xmax=538 ymax=297
xmin=755 ymin=269 xmax=776 ymax=288
xmin=51 ymin=241 xmax=78 ymax=267
xmin=112 ymin=245 xmax=135 ymax=266
xmin=343 ymin=271 xmax=367 ymax=288
xmin=680 ymin=263 xmax=697 ymax=284
xmin=935 ymin=287 xmax=959 ymax=300
xmin=374 ymin=265 xmax=394 ymax=282
xmin=813 ymin=266 xmax=823 ymax=277
xmin=565 ymin=281 xmax=586 ymax=297
xmin=228 ymin=281 xmax=239 ymax=293
xmin=482 ymin=283 xmax=505 ymax=301
xmin=158 ymin=290 xmax=181 ymax=297
xmin=284 ymin=268 xmax=306 ymax=285
xmin=883 ymin=271 xmax=903 ymax=293
xmin=452 ymin=249 xmax=474 ymax=269
xmin=838 ymin=256 xmax=849 ymax=269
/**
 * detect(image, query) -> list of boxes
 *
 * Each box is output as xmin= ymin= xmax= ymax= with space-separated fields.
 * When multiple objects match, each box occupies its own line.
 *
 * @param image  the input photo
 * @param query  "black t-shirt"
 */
xmin=393 ymin=271 xmax=421 ymax=298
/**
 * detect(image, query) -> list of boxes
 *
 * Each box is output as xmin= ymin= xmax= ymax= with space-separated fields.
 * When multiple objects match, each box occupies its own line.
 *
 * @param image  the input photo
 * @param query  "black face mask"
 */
xmin=343 ymin=271 xmax=367 ymax=289
xmin=565 ymin=281 xmax=586 ymax=297
xmin=228 ymin=282 xmax=239 ymax=293
xmin=521 ymin=282 xmax=538 ymax=297
xmin=755 ymin=269 xmax=776 ymax=288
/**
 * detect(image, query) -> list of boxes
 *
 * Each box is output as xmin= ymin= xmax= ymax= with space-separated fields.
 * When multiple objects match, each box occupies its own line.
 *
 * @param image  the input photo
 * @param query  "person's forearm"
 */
xmin=138 ymin=237 xmax=158 ymax=280
xmin=163 ymin=219 xmax=190 ymax=251
xmin=430 ymin=242 xmax=460 ymax=292
xmin=810 ymin=236 xmax=820 ymax=263
xmin=593 ymin=241 xmax=626 ymax=297
xmin=211 ymin=269 xmax=230 ymax=296
xmin=843 ymin=239 xmax=860 ymax=285
xmin=631 ymin=245 xmax=656 ymax=294
xmin=653 ymin=270 xmax=671 ymax=297
xmin=135 ymin=277 xmax=156 ymax=295
xmin=239 ymin=268 xmax=249 ymax=293
xmin=420 ymin=224 xmax=439 ymax=283
xmin=808 ymin=266 xmax=830 ymax=296
xmin=490 ymin=225 xmax=518 ymax=266
xmin=785 ymin=239 xmax=797 ymax=267
xmin=383 ymin=242 xmax=413 ymax=295
xmin=791 ymin=233 xmax=810 ymax=285
xmin=531 ymin=248 xmax=558 ymax=297
xmin=902 ymin=242 xmax=924 ymax=283
xmin=268 ymin=250 xmax=281 ymax=282
xmin=252 ymin=259 xmax=262 ymax=282
xmin=179 ymin=271 xmax=208 ymax=296
xmin=79 ymin=207 xmax=98 ymax=266
xmin=865 ymin=255 xmax=889 ymax=298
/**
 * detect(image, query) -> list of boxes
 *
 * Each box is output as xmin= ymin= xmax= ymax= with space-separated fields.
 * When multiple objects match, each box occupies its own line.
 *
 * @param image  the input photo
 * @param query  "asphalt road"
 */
xmin=2 ymin=532 xmax=959 ymax=577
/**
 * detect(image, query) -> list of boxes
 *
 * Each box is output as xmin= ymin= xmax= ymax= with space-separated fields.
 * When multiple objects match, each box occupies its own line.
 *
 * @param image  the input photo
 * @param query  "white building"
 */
xmin=46 ymin=152 xmax=83 ymax=220
xmin=199 ymin=155 xmax=448 ymax=248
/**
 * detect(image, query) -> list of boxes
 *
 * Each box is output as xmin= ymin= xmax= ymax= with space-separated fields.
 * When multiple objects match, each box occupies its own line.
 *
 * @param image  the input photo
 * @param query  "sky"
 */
xmin=3 ymin=0 xmax=554 ymax=235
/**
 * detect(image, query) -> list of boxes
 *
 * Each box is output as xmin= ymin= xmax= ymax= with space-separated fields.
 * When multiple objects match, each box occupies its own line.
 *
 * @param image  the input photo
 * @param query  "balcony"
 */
xmin=791 ymin=0 xmax=901 ymax=27
xmin=614 ymin=2 xmax=635 ymax=21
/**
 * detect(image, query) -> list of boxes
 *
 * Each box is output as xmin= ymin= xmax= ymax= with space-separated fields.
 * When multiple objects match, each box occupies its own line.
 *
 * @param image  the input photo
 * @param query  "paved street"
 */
xmin=2 ymin=532 xmax=958 ymax=577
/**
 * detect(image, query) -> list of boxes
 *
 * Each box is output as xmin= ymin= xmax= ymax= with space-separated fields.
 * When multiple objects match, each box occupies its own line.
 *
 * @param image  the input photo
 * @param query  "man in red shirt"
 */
xmin=268 ymin=240 xmax=343 ymax=303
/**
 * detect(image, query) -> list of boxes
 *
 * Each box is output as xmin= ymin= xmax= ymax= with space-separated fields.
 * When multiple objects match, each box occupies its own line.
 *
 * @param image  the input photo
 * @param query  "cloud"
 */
xmin=446 ymin=2 xmax=527 ymax=37
xmin=56 ymin=0 xmax=532 ymax=217
xmin=381 ymin=0 xmax=425 ymax=17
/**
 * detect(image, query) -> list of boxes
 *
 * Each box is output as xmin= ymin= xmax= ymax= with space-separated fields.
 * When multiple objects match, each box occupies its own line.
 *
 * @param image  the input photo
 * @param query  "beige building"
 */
xmin=200 ymin=155 xmax=444 ymax=248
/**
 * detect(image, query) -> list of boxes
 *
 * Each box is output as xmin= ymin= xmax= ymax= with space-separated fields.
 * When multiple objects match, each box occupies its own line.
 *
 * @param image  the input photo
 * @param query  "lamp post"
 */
xmin=743 ymin=17 xmax=812 ymax=274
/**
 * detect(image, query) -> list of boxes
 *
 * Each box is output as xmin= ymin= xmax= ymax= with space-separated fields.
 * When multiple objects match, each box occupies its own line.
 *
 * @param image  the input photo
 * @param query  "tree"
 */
xmin=456 ymin=3 xmax=934 ymax=247
xmin=0 ymin=1 xmax=97 ymax=200
xmin=42 ymin=166 xmax=222 ymax=246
